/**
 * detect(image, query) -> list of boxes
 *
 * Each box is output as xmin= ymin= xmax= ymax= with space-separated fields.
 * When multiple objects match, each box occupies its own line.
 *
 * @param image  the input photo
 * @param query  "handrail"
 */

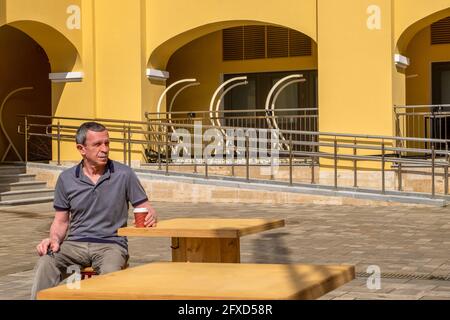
xmin=394 ymin=104 xmax=450 ymax=109
xmin=145 ymin=107 xmax=317 ymax=117
xmin=17 ymin=113 xmax=450 ymax=198
xmin=18 ymin=114 xmax=449 ymax=144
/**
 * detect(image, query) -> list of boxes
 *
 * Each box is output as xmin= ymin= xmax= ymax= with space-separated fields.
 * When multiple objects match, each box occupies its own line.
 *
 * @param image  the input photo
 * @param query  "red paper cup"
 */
xmin=134 ymin=208 xmax=148 ymax=228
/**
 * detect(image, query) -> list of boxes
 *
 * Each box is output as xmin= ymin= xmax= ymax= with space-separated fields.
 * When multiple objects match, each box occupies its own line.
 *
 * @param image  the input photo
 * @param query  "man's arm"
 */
xmin=36 ymin=211 xmax=69 ymax=256
xmin=135 ymin=201 xmax=157 ymax=228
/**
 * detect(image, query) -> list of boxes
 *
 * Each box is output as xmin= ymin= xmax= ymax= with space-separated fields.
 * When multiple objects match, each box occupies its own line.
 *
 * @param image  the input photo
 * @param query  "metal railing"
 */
xmin=394 ymin=105 xmax=450 ymax=151
xmin=145 ymin=108 xmax=319 ymax=157
xmin=17 ymin=114 xmax=450 ymax=198
xmin=146 ymin=108 xmax=318 ymax=132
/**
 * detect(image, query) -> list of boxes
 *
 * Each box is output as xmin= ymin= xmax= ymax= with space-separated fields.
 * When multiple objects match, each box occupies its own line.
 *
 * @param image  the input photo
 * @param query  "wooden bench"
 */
xmin=38 ymin=262 xmax=355 ymax=300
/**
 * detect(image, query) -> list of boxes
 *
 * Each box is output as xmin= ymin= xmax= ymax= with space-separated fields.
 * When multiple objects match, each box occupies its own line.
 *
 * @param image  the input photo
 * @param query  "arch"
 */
xmin=397 ymin=7 xmax=450 ymax=53
xmin=0 ymin=24 xmax=52 ymax=161
xmin=149 ymin=20 xmax=316 ymax=70
xmin=7 ymin=20 xmax=81 ymax=72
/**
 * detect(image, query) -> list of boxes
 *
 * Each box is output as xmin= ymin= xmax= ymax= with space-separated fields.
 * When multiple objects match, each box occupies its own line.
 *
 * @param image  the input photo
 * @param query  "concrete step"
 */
xmin=0 ymin=174 xmax=36 ymax=183
xmin=0 ymin=196 xmax=54 ymax=206
xmin=0 ymin=181 xmax=48 ymax=192
xmin=135 ymin=168 xmax=449 ymax=207
xmin=0 ymin=166 xmax=27 ymax=175
xmin=0 ymin=161 xmax=26 ymax=166
xmin=0 ymin=189 xmax=55 ymax=202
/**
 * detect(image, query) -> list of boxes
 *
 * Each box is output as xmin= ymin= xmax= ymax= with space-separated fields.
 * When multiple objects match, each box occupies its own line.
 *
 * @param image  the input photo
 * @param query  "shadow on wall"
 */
xmin=0 ymin=25 xmax=51 ymax=161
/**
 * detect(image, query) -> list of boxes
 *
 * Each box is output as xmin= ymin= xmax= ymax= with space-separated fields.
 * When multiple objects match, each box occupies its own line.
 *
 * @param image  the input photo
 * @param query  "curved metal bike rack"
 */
xmin=208 ymin=77 xmax=248 ymax=157
xmin=157 ymin=79 xmax=198 ymax=121
xmin=0 ymin=87 xmax=34 ymax=162
xmin=264 ymin=74 xmax=304 ymax=150
xmin=271 ymin=77 xmax=306 ymax=150
xmin=167 ymin=81 xmax=200 ymax=132
xmin=265 ymin=74 xmax=303 ymax=129
xmin=155 ymin=79 xmax=199 ymax=158
xmin=209 ymin=76 xmax=248 ymax=128
xmin=215 ymin=79 xmax=248 ymax=133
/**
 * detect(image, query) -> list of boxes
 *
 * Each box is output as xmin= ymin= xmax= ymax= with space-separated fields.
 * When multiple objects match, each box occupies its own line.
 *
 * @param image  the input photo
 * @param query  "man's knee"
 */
xmin=97 ymin=256 xmax=127 ymax=274
xmin=92 ymin=244 xmax=128 ymax=275
xmin=35 ymin=255 xmax=59 ymax=274
xmin=31 ymin=255 xmax=61 ymax=300
xmin=98 ymin=263 xmax=124 ymax=275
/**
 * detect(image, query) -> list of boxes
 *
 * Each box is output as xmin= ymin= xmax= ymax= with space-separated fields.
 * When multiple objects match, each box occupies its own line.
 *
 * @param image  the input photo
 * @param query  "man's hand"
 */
xmin=36 ymin=238 xmax=60 ymax=256
xmin=36 ymin=211 xmax=69 ymax=256
xmin=135 ymin=202 xmax=157 ymax=228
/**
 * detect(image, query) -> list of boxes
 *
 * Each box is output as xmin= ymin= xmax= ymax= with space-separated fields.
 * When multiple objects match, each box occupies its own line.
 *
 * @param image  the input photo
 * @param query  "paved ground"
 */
xmin=1 ymin=201 xmax=450 ymax=300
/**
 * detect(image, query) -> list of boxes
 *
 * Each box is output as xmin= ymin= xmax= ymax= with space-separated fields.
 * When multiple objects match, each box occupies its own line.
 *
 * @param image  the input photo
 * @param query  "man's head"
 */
xmin=76 ymin=122 xmax=110 ymax=167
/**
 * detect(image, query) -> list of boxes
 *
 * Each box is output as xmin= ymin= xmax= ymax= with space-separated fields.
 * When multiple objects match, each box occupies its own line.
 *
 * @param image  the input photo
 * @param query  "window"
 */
xmin=224 ymin=71 xmax=317 ymax=111
xmin=223 ymin=26 xmax=312 ymax=61
xmin=431 ymin=17 xmax=450 ymax=45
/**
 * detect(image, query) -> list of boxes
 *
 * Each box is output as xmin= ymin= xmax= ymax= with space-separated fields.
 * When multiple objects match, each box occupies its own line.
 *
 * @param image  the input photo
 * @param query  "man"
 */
xmin=31 ymin=122 xmax=157 ymax=299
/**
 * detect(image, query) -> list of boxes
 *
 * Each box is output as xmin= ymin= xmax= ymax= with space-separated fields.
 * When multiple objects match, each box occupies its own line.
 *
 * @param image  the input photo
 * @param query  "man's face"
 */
xmin=77 ymin=130 xmax=110 ymax=166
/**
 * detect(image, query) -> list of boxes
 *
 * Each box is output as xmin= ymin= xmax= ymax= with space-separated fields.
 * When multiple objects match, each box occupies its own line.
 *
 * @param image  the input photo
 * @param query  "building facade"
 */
xmin=1 ymin=0 xmax=450 ymax=162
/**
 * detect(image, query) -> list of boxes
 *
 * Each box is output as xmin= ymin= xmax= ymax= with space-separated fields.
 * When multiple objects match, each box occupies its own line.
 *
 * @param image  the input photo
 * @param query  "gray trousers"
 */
xmin=30 ymin=241 xmax=128 ymax=300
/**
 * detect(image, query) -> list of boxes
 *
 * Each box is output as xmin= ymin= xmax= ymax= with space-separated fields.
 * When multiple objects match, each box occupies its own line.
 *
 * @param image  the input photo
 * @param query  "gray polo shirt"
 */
xmin=53 ymin=160 xmax=148 ymax=249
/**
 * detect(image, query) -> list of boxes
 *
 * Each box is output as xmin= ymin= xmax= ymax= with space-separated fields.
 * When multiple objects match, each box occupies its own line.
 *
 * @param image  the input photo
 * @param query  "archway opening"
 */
xmin=158 ymin=23 xmax=318 ymax=134
xmin=0 ymin=21 xmax=81 ymax=162
xmin=0 ymin=25 xmax=51 ymax=161
xmin=397 ymin=11 xmax=450 ymax=149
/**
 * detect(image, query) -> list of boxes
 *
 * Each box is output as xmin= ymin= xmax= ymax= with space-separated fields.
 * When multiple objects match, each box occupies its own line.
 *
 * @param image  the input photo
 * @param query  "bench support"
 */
xmin=171 ymin=237 xmax=240 ymax=263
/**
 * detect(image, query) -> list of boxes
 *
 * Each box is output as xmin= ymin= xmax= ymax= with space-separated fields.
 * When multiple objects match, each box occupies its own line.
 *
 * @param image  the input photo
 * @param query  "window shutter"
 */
xmin=243 ymin=25 xmax=266 ymax=60
xmin=289 ymin=29 xmax=312 ymax=57
xmin=267 ymin=26 xmax=289 ymax=58
xmin=223 ymin=25 xmax=312 ymax=61
xmin=223 ymin=27 xmax=244 ymax=61
xmin=431 ymin=17 xmax=450 ymax=45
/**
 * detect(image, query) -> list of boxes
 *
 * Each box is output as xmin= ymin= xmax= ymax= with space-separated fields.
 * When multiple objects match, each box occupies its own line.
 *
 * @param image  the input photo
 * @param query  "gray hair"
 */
xmin=75 ymin=122 xmax=107 ymax=145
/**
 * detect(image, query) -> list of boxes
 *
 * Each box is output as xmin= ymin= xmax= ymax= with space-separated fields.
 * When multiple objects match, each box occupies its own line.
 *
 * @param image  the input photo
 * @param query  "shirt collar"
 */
xmin=75 ymin=159 xmax=114 ymax=179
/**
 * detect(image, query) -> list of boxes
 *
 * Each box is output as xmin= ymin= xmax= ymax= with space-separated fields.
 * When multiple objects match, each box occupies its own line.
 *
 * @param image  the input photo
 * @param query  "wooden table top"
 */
xmin=118 ymin=218 xmax=285 ymax=238
xmin=37 ymin=262 xmax=355 ymax=300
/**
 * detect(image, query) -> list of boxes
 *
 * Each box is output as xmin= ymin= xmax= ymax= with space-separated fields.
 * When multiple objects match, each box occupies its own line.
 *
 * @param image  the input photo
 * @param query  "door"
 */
xmin=224 ymin=70 xmax=318 ymax=130
xmin=431 ymin=62 xmax=450 ymax=146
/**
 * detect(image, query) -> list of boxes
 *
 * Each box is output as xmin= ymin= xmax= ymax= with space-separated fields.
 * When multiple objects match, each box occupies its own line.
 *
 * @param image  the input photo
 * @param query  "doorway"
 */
xmin=431 ymin=62 xmax=450 ymax=145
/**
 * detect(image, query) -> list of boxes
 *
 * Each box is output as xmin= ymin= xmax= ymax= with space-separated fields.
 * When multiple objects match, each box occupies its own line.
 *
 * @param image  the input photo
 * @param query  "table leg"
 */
xmin=171 ymin=237 xmax=240 ymax=263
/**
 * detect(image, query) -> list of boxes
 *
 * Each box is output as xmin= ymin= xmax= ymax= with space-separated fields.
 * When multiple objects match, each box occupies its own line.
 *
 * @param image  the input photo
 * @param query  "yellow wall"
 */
xmin=93 ymin=0 xmax=143 ymax=120
xmin=318 ymin=0 xmax=394 ymax=136
xmin=147 ymin=0 xmax=317 ymax=69
xmin=166 ymin=30 xmax=318 ymax=114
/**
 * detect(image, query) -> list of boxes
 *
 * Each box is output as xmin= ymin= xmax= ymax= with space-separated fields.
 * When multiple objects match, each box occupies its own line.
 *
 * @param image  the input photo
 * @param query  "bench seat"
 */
xmin=38 ymin=262 xmax=355 ymax=300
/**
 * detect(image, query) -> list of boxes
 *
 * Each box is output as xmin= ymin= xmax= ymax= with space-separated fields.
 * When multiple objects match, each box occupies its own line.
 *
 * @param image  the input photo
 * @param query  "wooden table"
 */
xmin=118 ymin=218 xmax=285 ymax=263
xmin=37 ymin=262 xmax=355 ymax=300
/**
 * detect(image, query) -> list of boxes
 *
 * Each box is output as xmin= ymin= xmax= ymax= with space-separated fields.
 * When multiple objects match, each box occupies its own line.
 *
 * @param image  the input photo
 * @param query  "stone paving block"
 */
xmin=2 ymin=201 xmax=450 ymax=299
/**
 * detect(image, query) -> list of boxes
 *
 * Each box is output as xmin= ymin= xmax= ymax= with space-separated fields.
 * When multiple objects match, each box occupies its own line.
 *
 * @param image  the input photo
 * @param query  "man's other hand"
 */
xmin=36 ymin=238 xmax=60 ymax=256
xmin=139 ymin=203 xmax=157 ymax=228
